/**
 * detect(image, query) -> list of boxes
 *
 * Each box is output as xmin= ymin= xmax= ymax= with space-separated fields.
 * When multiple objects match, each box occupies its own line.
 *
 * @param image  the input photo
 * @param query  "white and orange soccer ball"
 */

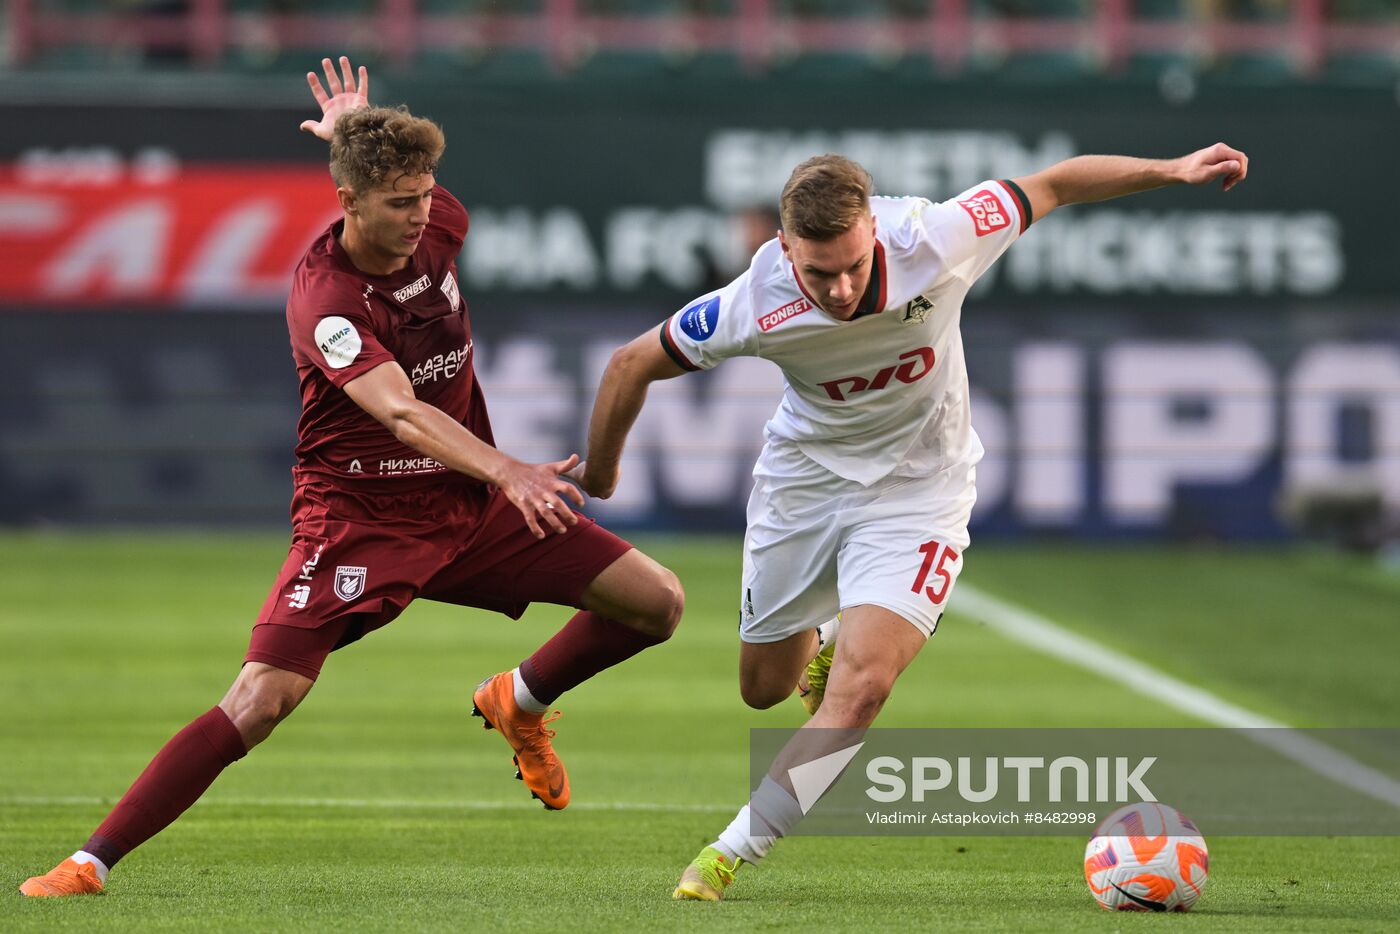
xmin=1084 ymin=802 xmax=1209 ymax=912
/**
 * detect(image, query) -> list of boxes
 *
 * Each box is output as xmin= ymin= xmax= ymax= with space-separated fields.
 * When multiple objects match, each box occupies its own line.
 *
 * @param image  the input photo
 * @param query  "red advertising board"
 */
xmin=0 ymin=165 xmax=340 ymax=308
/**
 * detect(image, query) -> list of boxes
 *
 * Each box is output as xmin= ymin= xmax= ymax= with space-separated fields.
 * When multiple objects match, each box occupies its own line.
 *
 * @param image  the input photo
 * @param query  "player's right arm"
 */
xmin=575 ymin=329 xmax=689 ymax=499
xmin=343 ymin=362 xmax=584 ymax=538
xmin=578 ymin=278 xmax=756 ymax=498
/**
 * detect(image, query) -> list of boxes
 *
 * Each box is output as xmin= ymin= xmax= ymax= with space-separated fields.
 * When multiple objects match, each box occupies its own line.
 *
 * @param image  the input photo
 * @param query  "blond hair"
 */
xmin=779 ymin=154 xmax=874 ymax=240
xmin=330 ymin=106 xmax=445 ymax=194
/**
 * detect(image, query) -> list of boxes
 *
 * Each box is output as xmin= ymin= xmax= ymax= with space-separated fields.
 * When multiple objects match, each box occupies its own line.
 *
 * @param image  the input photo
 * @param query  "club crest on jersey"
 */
xmin=393 ymin=275 xmax=431 ymax=303
xmin=441 ymin=271 xmax=461 ymax=311
xmin=902 ymin=295 xmax=934 ymax=325
xmin=334 ymin=566 xmax=367 ymax=602
xmin=680 ymin=296 xmax=721 ymax=342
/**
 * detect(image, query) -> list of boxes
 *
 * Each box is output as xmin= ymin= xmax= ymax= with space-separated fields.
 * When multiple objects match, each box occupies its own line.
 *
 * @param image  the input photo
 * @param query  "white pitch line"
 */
xmin=0 ymin=795 xmax=733 ymax=814
xmin=955 ymin=582 xmax=1400 ymax=811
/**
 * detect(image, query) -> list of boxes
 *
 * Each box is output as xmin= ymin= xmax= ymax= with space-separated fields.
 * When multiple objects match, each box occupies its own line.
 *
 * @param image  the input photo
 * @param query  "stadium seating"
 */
xmin=6 ymin=0 xmax=1400 ymax=84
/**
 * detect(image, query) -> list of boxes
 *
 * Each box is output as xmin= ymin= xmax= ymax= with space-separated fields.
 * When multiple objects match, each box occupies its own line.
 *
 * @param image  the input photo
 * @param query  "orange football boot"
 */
xmin=471 ymin=672 xmax=570 ymax=810
xmin=19 ymin=858 xmax=104 ymax=897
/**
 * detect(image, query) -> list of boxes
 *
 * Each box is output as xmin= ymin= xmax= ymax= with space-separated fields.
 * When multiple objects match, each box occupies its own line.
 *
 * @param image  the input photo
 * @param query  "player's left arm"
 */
xmin=1012 ymin=142 xmax=1248 ymax=224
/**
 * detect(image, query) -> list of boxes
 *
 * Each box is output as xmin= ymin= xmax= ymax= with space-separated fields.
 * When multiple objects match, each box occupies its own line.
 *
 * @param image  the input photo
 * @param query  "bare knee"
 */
xmin=585 ymin=553 xmax=685 ymax=641
xmin=219 ymin=688 xmax=297 ymax=749
xmin=819 ymin=672 xmax=894 ymax=728
xmin=219 ymin=664 xmax=313 ymax=749
xmin=737 ymin=630 xmax=818 ymax=710
xmin=654 ymin=567 xmax=684 ymax=638
xmin=629 ymin=566 xmax=684 ymax=641
xmin=740 ymin=678 xmax=791 ymax=710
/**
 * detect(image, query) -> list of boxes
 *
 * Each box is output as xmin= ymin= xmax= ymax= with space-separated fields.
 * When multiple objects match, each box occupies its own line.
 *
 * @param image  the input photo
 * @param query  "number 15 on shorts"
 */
xmin=912 ymin=539 xmax=960 ymax=605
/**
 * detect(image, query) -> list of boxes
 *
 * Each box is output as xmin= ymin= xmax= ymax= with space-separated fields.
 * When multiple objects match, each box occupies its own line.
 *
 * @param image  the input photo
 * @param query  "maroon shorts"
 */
xmin=245 ymin=475 xmax=633 ymax=680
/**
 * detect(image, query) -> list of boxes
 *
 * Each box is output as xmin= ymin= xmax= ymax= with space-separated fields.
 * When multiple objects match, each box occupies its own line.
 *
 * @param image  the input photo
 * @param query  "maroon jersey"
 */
xmin=285 ymin=185 xmax=492 ymax=485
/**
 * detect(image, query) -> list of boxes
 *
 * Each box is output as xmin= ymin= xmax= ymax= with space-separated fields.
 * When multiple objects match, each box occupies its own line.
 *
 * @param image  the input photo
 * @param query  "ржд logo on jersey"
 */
xmin=957 ymin=190 xmax=1010 ymax=237
xmin=817 ymin=346 xmax=936 ymax=401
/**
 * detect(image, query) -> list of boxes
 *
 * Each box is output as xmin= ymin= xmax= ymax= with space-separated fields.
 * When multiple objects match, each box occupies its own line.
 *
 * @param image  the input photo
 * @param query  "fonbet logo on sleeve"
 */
xmin=314 ymin=316 xmax=362 ymax=369
xmin=957 ymin=190 xmax=1011 ymax=237
xmin=679 ymin=295 xmax=721 ymax=342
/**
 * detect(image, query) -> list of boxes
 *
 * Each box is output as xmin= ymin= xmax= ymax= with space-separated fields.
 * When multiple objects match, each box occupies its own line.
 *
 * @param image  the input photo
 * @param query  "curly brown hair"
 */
xmin=329 ymin=106 xmax=446 ymax=194
xmin=779 ymin=154 xmax=874 ymax=241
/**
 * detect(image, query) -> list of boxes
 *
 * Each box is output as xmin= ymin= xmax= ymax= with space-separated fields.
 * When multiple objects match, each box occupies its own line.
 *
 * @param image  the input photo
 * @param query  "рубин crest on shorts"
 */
xmin=334 ymin=566 xmax=367 ymax=601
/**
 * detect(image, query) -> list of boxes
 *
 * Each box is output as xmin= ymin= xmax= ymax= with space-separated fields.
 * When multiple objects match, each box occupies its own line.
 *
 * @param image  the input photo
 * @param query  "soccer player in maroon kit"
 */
xmin=20 ymin=57 xmax=683 ymax=897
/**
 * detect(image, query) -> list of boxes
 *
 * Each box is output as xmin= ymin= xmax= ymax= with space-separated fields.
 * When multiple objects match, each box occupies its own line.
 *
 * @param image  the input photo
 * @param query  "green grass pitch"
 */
xmin=1 ymin=532 xmax=1397 ymax=931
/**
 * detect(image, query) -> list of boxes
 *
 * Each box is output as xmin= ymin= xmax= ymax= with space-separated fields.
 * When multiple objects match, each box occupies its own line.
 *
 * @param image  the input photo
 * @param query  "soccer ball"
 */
xmin=1084 ymin=802 xmax=1209 ymax=912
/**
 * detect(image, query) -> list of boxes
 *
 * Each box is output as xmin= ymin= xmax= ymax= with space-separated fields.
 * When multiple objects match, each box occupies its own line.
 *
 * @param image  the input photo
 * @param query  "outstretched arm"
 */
xmin=299 ymin=55 xmax=370 ymax=141
xmin=344 ymin=362 xmax=585 ymax=539
xmin=1013 ymin=142 xmax=1249 ymax=223
xmin=574 ymin=326 xmax=690 ymax=499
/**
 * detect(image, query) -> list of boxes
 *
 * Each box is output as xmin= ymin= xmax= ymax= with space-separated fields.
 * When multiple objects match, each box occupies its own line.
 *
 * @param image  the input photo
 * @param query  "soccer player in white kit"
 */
xmin=574 ymin=144 xmax=1249 ymax=900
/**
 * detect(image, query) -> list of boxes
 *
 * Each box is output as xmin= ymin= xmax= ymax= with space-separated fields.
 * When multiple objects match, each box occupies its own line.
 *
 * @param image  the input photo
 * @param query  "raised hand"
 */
xmin=496 ymin=454 xmax=589 ymax=539
xmin=1176 ymin=142 xmax=1249 ymax=192
xmin=299 ymin=56 xmax=370 ymax=141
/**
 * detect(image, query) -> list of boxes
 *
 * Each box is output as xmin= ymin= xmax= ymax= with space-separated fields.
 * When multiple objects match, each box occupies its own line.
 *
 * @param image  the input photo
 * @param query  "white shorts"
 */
xmin=739 ymin=439 xmax=976 ymax=644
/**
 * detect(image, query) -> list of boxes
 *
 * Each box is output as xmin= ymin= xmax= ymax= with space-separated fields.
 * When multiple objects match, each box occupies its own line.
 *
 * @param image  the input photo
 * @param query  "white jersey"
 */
xmin=661 ymin=180 xmax=1028 ymax=486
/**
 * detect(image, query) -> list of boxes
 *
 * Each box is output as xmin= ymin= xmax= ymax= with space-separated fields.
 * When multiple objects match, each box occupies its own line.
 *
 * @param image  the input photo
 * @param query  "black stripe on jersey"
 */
xmin=659 ymin=320 xmax=701 ymax=371
xmin=999 ymin=178 xmax=1034 ymax=231
xmin=850 ymin=240 xmax=888 ymax=319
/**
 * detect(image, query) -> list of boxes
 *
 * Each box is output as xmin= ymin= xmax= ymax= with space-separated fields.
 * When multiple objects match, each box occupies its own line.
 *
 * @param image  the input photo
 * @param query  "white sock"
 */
xmin=816 ymin=616 xmax=840 ymax=652
xmin=511 ymin=667 xmax=548 ymax=714
xmin=711 ymin=841 xmax=740 ymax=863
xmin=71 ymin=851 xmax=109 ymax=884
xmin=716 ymin=776 xmax=804 ymax=865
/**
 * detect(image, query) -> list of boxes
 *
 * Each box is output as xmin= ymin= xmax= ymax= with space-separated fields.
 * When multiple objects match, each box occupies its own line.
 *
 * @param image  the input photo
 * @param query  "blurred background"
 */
xmin=1 ymin=0 xmax=1397 ymax=554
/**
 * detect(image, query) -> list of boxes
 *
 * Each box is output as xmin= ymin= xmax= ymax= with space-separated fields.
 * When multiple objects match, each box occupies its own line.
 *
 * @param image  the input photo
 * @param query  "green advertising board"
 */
xmin=386 ymin=78 xmax=1392 ymax=312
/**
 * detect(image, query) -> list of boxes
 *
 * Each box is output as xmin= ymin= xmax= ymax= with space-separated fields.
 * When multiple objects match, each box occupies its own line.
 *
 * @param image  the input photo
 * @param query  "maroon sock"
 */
xmin=518 ymin=611 xmax=665 ymax=705
xmin=83 ymin=706 xmax=247 ymax=870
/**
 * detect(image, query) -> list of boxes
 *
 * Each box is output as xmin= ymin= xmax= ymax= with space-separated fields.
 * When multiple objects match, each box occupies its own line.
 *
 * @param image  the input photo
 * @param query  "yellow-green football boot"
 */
xmin=797 ymin=638 xmax=835 ymax=716
xmin=673 ymin=846 xmax=743 ymax=901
